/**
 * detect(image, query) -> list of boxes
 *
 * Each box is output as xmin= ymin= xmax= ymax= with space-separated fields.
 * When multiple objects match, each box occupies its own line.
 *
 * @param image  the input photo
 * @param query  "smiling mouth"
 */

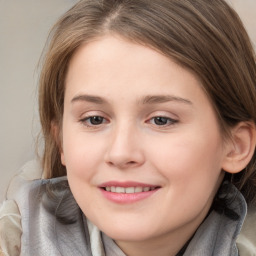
xmin=99 ymin=183 xmax=161 ymax=203
xmin=101 ymin=186 xmax=159 ymax=193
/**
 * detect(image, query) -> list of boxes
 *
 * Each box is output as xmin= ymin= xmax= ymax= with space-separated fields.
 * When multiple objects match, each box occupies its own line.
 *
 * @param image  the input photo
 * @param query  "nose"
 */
xmin=104 ymin=124 xmax=145 ymax=169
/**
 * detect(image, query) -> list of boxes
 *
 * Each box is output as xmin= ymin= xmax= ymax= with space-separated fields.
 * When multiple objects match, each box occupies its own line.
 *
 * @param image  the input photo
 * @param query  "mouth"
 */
xmin=101 ymin=186 xmax=159 ymax=193
xmin=98 ymin=181 xmax=161 ymax=203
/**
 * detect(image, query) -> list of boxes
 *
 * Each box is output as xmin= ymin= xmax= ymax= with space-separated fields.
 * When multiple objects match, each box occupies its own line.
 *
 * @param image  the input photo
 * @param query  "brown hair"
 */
xmin=39 ymin=0 xmax=256 ymax=204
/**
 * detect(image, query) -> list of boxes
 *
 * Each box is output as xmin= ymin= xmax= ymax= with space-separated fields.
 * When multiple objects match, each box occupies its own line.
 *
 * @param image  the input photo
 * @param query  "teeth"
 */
xmin=115 ymin=187 xmax=125 ymax=193
xmin=143 ymin=187 xmax=150 ymax=192
xmin=135 ymin=187 xmax=143 ymax=193
xmin=126 ymin=187 xmax=135 ymax=193
xmin=105 ymin=186 xmax=154 ymax=193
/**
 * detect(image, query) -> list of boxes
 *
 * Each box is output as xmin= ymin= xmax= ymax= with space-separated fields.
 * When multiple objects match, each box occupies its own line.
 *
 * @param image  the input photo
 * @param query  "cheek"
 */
xmin=61 ymin=127 xmax=102 ymax=178
xmin=62 ymin=131 xmax=103 ymax=209
xmin=151 ymin=131 xmax=224 ymax=191
xmin=153 ymin=137 xmax=224 ymax=223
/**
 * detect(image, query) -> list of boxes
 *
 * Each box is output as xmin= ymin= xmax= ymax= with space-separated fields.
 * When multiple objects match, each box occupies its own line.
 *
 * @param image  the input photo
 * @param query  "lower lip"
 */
xmin=100 ymin=188 xmax=159 ymax=204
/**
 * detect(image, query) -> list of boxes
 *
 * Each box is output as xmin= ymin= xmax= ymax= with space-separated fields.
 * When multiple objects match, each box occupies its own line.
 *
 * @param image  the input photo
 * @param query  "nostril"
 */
xmin=106 ymin=160 xmax=139 ymax=169
xmin=104 ymin=147 xmax=145 ymax=169
xmin=128 ymin=161 xmax=136 ymax=164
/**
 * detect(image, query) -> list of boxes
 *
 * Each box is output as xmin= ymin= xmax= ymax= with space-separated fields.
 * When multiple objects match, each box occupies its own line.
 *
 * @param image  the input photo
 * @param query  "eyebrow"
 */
xmin=141 ymin=95 xmax=192 ymax=105
xmin=71 ymin=94 xmax=106 ymax=104
xmin=71 ymin=94 xmax=192 ymax=105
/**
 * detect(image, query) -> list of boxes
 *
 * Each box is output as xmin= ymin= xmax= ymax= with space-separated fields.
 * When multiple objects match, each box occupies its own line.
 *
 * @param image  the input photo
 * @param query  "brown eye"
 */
xmin=80 ymin=115 xmax=106 ymax=126
xmin=153 ymin=117 xmax=169 ymax=125
xmin=148 ymin=116 xmax=178 ymax=127
xmin=87 ymin=116 xmax=104 ymax=125
xmin=90 ymin=116 xmax=104 ymax=125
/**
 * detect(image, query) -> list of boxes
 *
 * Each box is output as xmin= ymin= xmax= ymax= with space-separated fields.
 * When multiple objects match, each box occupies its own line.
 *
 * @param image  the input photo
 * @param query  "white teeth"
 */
xmin=115 ymin=187 xmax=125 ymax=193
xmin=125 ymin=187 xmax=135 ymax=193
xmin=105 ymin=186 xmax=155 ymax=193
xmin=135 ymin=187 xmax=143 ymax=193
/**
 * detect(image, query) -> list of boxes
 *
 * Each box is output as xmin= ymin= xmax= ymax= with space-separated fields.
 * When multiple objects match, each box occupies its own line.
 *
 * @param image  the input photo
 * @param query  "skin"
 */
xmin=61 ymin=35 xmax=233 ymax=256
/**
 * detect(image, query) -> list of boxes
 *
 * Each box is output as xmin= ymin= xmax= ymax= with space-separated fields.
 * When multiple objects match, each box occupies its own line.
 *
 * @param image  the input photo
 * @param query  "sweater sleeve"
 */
xmin=0 ymin=200 xmax=22 ymax=256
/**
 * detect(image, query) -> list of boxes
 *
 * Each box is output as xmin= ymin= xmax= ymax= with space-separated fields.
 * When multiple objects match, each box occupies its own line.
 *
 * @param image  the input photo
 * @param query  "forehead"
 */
xmin=65 ymin=36 xmax=204 ymax=99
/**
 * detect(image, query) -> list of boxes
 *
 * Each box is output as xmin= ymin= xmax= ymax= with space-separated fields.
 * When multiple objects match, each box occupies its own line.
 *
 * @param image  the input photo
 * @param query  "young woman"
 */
xmin=1 ymin=0 xmax=256 ymax=255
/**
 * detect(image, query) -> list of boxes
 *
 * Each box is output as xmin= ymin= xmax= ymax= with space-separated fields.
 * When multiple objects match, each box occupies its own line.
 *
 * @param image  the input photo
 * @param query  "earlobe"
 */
xmin=61 ymin=152 xmax=66 ymax=166
xmin=222 ymin=122 xmax=256 ymax=174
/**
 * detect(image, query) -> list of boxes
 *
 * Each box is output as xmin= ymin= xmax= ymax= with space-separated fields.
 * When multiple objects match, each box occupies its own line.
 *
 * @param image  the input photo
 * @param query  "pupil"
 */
xmin=90 ymin=116 xmax=103 ymax=125
xmin=154 ymin=117 xmax=168 ymax=125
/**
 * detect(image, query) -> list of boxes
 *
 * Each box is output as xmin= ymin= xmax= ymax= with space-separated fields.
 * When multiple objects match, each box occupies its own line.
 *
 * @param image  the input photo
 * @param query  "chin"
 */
xmin=98 ymin=221 xmax=158 ymax=242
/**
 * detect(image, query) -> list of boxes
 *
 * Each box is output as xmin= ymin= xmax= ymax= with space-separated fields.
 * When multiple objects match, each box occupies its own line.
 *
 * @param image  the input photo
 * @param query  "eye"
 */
xmin=80 ymin=115 xmax=107 ymax=126
xmin=149 ymin=116 xmax=178 ymax=126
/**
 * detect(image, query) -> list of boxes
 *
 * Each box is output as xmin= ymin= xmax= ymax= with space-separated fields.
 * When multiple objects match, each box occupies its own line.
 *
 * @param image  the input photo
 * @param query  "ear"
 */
xmin=51 ymin=121 xmax=66 ymax=166
xmin=61 ymin=152 xmax=66 ymax=166
xmin=222 ymin=122 xmax=256 ymax=174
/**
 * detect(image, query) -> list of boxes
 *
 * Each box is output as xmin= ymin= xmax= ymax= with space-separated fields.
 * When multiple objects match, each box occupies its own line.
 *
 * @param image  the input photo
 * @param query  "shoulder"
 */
xmin=0 ymin=200 xmax=22 ymax=256
xmin=0 ymin=160 xmax=42 ymax=256
xmin=237 ymin=205 xmax=256 ymax=255
xmin=6 ymin=160 xmax=42 ymax=198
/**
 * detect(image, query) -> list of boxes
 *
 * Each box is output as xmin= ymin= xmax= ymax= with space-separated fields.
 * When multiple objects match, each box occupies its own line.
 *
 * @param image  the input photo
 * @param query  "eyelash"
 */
xmin=79 ymin=115 xmax=108 ymax=128
xmin=79 ymin=115 xmax=178 ymax=129
xmin=147 ymin=116 xmax=178 ymax=127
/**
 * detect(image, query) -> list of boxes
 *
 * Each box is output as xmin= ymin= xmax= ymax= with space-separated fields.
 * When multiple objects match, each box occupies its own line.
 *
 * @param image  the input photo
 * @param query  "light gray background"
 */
xmin=0 ymin=0 xmax=256 ymax=201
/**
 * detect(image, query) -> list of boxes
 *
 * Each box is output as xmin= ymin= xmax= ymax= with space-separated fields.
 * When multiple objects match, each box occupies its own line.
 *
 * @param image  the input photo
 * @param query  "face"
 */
xmin=61 ymin=36 xmax=228 ymax=250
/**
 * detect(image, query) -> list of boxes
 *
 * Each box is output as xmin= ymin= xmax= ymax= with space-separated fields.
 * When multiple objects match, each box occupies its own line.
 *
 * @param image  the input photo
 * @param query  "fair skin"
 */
xmin=60 ymin=36 xmax=254 ymax=256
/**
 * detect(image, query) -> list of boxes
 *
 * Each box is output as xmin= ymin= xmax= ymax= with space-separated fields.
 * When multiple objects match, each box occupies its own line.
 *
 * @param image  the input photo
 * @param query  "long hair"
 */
xmin=38 ymin=0 xmax=256 ymax=204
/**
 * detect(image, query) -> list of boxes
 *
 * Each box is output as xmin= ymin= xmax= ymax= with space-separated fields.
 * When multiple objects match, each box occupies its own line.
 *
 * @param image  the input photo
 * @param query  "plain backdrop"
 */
xmin=0 ymin=0 xmax=256 ymax=201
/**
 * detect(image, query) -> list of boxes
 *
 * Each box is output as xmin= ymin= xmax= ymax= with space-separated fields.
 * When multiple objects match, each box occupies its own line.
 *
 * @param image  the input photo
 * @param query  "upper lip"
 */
xmin=99 ymin=181 xmax=160 ymax=188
